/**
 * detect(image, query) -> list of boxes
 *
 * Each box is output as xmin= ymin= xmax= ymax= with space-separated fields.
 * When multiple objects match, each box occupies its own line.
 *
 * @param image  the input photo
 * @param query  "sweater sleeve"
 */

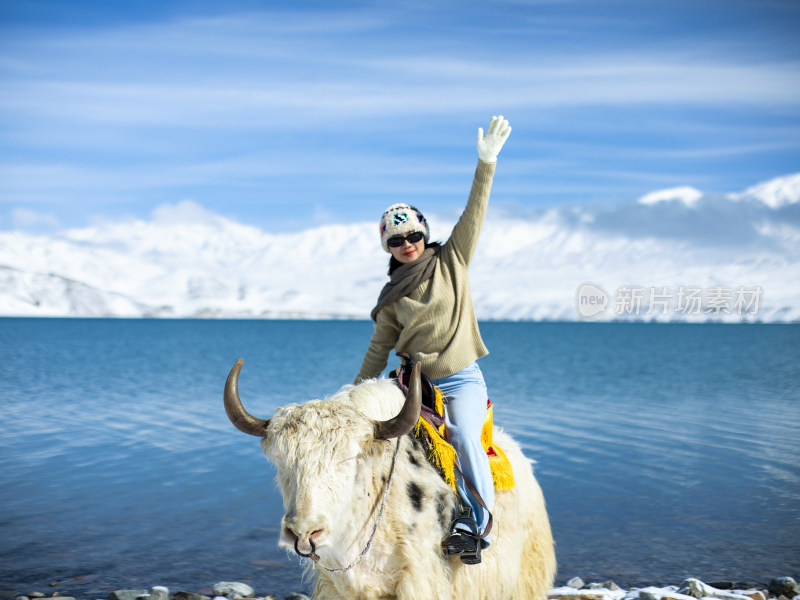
xmin=354 ymin=304 xmax=401 ymax=384
xmin=444 ymin=160 xmax=496 ymax=266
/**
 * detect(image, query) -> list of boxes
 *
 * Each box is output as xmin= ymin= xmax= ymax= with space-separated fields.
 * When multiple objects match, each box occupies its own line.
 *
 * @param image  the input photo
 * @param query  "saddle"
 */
xmin=390 ymin=361 xmax=515 ymax=493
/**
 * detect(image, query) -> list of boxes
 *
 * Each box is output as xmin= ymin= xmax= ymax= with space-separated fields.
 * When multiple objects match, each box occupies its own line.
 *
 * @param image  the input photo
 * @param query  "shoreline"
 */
xmin=7 ymin=576 xmax=799 ymax=600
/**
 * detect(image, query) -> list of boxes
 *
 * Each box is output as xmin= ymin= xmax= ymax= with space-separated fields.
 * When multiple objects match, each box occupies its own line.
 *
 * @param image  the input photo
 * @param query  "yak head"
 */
xmin=223 ymin=359 xmax=422 ymax=563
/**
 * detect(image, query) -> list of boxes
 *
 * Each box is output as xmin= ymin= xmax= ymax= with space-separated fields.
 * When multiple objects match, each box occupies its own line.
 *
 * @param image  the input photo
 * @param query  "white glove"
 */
xmin=477 ymin=115 xmax=511 ymax=163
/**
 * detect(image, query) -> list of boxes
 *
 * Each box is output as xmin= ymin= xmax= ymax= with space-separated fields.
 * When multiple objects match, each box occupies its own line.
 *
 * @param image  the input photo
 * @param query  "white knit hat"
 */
xmin=379 ymin=203 xmax=430 ymax=253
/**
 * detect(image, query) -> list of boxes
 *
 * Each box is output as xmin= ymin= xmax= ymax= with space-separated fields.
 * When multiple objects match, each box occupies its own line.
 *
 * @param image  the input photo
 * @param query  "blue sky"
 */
xmin=1 ymin=0 xmax=799 ymax=232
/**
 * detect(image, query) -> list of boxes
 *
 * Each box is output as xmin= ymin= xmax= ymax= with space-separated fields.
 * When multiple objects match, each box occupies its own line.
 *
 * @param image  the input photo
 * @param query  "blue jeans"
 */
xmin=430 ymin=361 xmax=494 ymax=544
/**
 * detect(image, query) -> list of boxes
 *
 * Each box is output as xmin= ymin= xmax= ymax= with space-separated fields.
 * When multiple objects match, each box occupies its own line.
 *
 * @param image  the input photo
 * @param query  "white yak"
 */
xmin=224 ymin=359 xmax=555 ymax=600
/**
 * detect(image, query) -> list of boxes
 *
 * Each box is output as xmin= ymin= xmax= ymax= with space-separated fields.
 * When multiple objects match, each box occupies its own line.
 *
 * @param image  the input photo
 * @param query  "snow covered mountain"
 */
xmin=1 ymin=174 xmax=799 ymax=322
xmin=727 ymin=173 xmax=800 ymax=209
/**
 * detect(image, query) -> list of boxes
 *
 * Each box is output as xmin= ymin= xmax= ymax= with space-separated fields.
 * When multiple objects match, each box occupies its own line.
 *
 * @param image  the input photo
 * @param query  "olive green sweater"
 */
xmin=355 ymin=160 xmax=496 ymax=382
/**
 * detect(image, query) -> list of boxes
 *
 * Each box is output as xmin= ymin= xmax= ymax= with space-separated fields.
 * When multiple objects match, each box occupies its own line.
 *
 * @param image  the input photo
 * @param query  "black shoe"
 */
xmin=442 ymin=530 xmax=482 ymax=565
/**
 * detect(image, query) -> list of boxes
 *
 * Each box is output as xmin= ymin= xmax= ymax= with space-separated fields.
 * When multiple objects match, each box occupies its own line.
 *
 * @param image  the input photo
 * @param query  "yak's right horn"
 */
xmin=224 ymin=359 xmax=270 ymax=437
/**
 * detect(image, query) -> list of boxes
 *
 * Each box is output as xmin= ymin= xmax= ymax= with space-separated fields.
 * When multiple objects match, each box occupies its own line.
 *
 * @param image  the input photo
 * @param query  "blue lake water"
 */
xmin=1 ymin=319 xmax=798 ymax=598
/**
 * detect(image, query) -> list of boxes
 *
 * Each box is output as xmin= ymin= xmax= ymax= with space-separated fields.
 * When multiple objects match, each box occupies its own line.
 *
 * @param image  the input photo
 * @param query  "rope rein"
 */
xmin=294 ymin=437 xmax=401 ymax=574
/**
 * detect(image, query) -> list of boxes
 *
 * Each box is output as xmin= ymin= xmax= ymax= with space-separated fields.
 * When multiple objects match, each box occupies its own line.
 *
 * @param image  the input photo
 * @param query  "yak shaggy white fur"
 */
xmin=261 ymin=377 xmax=556 ymax=600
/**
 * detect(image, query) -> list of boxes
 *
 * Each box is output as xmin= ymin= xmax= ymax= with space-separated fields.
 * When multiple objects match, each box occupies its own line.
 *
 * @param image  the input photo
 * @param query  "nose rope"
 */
xmin=293 ymin=437 xmax=401 ymax=574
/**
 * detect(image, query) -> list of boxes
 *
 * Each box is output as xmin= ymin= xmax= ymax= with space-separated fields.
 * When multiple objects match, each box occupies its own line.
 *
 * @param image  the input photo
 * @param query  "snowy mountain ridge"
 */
xmin=1 ymin=173 xmax=799 ymax=322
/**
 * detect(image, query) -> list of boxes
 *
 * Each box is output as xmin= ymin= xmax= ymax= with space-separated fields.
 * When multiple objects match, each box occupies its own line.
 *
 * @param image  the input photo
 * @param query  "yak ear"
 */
xmin=224 ymin=359 xmax=271 ymax=437
xmin=373 ymin=362 xmax=422 ymax=440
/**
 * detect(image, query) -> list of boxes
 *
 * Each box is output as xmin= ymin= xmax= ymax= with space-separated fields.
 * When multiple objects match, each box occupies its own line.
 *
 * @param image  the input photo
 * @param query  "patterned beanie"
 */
xmin=379 ymin=203 xmax=430 ymax=253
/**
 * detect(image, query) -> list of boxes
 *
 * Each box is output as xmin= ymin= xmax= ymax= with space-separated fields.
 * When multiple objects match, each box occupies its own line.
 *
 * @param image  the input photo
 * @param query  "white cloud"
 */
xmin=10 ymin=207 xmax=61 ymax=229
xmin=574 ymin=173 xmax=800 ymax=251
xmin=3 ymin=6 xmax=799 ymax=133
xmin=4 ymin=58 xmax=799 ymax=131
xmin=638 ymin=186 xmax=703 ymax=207
xmin=150 ymin=200 xmax=226 ymax=226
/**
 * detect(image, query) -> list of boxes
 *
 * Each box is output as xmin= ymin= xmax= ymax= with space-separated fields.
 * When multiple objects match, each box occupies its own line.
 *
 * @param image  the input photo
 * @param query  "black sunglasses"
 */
xmin=387 ymin=231 xmax=425 ymax=248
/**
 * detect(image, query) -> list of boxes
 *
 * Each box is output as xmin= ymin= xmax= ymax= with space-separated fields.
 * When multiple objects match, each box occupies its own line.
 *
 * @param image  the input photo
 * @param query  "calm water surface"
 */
xmin=1 ymin=319 xmax=798 ymax=597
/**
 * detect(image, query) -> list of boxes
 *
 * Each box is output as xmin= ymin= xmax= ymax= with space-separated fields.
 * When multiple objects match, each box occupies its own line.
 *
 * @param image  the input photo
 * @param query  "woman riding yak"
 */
xmin=355 ymin=115 xmax=512 ymax=565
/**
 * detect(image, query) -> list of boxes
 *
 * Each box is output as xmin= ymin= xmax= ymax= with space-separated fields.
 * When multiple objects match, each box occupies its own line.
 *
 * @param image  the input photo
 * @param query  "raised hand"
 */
xmin=477 ymin=115 xmax=511 ymax=163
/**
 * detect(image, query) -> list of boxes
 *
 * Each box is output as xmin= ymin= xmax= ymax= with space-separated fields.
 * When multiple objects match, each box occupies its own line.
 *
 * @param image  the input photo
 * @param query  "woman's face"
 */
xmin=388 ymin=232 xmax=426 ymax=263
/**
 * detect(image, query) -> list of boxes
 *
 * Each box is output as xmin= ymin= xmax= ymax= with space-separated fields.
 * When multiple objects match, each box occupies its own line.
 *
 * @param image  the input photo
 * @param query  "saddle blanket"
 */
xmin=413 ymin=385 xmax=515 ymax=493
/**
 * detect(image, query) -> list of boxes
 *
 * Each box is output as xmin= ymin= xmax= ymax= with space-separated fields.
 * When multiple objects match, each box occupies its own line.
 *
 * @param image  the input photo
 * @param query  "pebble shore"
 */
xmin=9 ymin=576 xmax=800 ymax=600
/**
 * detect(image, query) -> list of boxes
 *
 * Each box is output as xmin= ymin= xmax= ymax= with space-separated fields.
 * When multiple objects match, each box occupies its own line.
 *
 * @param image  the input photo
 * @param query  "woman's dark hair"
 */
xmin=388 ymin=241 xmax=441 ymax=275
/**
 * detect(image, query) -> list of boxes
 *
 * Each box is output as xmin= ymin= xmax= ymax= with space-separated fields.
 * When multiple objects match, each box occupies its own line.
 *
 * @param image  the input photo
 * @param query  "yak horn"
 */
xmin=373 ymin=362 xmax=423 ymax=440
xmin=224 ymin=359 xmax=270 ymax=437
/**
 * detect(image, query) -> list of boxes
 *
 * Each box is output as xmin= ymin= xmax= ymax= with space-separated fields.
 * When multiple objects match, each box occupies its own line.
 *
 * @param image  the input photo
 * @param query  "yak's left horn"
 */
xmin=224 ymin=359 xmax=270 ymax=436
xmin=373 ymin=362 xmax=423 ymax=440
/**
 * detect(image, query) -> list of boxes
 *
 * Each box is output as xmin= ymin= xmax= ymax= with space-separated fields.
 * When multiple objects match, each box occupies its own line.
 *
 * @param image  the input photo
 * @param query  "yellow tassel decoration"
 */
xmin=414 ymin=390 xmax=515 ymax=493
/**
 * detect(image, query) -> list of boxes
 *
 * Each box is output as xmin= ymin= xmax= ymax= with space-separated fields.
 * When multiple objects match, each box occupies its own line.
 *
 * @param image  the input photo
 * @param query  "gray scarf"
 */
xmin=370 ymin=246 xmax=440 ymax=321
